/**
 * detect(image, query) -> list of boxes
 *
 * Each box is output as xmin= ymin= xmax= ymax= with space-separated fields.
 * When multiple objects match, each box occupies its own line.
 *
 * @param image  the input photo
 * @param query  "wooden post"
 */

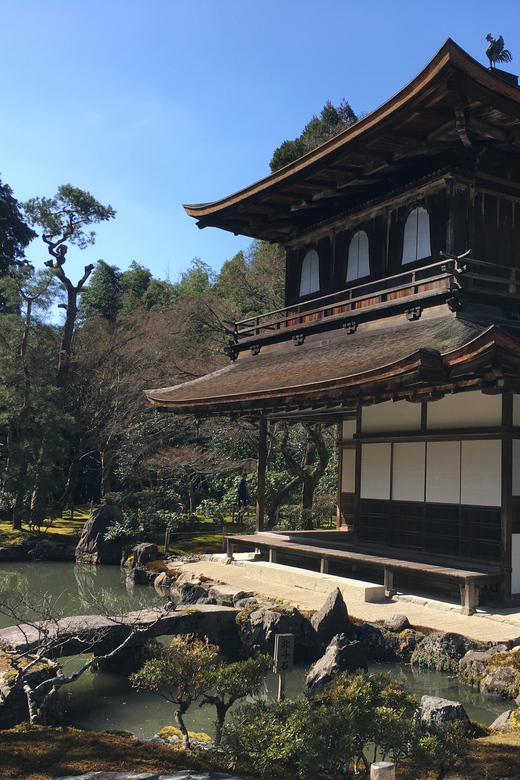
xmin=269 ymin=548 xmax=277 ymax=564
xmin=502 ymin=393 xmax=513 ymax=601
xmin=320 ymin=557 xmax=329 ymax=574
xmin=256 ymin=416 xmax=267 ymax=533
xmin=371 ymin=762 xmax=395 ymax=780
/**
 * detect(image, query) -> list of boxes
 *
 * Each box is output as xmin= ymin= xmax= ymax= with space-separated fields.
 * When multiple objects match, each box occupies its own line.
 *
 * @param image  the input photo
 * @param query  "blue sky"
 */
xmin=1 ymin=0 xmax=520 ymax=287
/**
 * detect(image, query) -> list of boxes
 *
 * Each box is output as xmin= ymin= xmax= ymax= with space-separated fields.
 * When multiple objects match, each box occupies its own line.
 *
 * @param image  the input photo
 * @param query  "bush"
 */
xmin=223 ymin=671 xmax=469 ymax=780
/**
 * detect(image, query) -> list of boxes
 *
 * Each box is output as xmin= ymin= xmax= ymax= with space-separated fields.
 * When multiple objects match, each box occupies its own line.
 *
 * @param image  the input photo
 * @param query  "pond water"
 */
xmin=0 ymin=561 xmax=514 ymax=738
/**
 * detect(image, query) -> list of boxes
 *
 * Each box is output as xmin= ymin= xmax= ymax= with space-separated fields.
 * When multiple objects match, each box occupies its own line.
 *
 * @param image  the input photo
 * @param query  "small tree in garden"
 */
xmin=131 ymin=637 xmax=271 ymax=748
xmin=200 ymin=654 xmax=271 ymax=745
xmin=131 ymin=636 xmax=218 ymax=748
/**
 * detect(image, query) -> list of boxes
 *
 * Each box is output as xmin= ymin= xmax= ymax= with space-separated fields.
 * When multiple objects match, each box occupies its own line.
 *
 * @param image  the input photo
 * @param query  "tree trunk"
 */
xmin=214 ymin=702 xmax=229 ymax=746
xmin=12 ymin=459 xmax=28 ymax=531
xmin=175 ymin=702 xmax=191 ymax=748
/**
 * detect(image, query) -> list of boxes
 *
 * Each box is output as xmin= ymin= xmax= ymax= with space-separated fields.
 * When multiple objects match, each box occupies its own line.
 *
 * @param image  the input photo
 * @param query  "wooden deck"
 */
xmin=225 ymin=532 xmax=504 ymax=615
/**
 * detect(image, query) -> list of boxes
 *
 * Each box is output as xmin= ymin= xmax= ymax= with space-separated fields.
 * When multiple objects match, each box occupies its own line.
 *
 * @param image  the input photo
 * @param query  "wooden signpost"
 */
xmin=273 ymin=633 xmax=294 ymax=701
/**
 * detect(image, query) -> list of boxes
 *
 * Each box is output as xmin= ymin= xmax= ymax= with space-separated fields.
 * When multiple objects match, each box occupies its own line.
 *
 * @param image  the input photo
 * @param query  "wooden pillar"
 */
xmin=256 ymin=416 xmax=268 ymax=533
xmin=502 ymin=393 xmax=513 ymax=600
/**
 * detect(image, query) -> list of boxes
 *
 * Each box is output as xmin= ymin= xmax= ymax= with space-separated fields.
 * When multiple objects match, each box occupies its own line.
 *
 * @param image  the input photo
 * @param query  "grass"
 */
xmin=0 ymin=509 xmax=89 ymax=550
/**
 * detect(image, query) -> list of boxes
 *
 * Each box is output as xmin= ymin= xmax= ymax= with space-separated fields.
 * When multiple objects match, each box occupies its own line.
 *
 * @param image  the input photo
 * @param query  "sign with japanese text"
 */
xmin=273 ymin=633 xmax=294 ymax=674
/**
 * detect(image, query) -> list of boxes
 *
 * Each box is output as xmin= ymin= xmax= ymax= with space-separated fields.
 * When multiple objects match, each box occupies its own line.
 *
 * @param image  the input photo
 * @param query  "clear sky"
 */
xmin=1 ymin=0 xmax=520 ymax=286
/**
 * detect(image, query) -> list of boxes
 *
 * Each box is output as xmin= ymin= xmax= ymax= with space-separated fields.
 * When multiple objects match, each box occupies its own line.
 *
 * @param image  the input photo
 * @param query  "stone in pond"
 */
xmin=311 ymin=588 xmax=354 ymax=651
xmin=306 ymin=633 xmax=367 ymax=689
xmin=75 ymin=504 xmax=124 ymax=565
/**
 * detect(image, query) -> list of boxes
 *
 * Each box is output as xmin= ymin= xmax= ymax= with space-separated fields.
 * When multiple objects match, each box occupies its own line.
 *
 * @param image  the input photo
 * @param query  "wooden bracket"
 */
xmin=293 ymin=333 xmax=305 ymax=346
xmin=224 ymin=343 xmax=239 ymax=361
xmin=250 ymin=344 xmax=261 ymax=356
xmin=343 ymin=320 xmax=358 ymax=335
xmin=406 ymin=306 xmax=422 ymax=321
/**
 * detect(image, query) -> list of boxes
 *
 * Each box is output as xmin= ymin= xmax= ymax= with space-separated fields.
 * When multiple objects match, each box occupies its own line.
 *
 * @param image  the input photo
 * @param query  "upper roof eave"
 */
xmin=183 ymin=39 xmax=520 ymax=225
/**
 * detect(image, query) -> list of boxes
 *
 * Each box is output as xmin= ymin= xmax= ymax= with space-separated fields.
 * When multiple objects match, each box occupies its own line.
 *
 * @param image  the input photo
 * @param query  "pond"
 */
xmin=0 ymin=561 xmax=514 ymax=738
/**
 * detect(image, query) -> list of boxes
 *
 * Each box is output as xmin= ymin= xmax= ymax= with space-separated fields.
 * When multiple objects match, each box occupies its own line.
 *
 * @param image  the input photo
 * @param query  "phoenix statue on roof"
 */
xmin=485 ymin=34 xmax=513 ymax=68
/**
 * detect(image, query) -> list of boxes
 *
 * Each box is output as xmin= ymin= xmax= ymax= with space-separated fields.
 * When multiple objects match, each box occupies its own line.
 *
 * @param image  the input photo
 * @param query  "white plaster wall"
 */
xmin=426 ymin=441 xmax=461 ymax=504
xmin=427 ymin=392 xmax=502 ymax=429
xmin=392 ymin=442 xmax=425 ymax=501
xmin=360 ymin=443 xmax=391 ymax=500
xmin=342 ymin=420 xmax=356 ymax=440
xmin=341 ymin=448 xmax=356 ymax=493
xmin=512 ymin=534 xmax=520 ymax=594
xmin=460 ymin=439 xmax=501 ymax=506
xmin=361 ymin=401 xmax=421 ymax=434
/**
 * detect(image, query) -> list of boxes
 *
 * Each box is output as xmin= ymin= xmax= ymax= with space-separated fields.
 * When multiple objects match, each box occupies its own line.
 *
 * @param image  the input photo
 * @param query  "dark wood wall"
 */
xmin=285 ymin=154 xmax=520 ymax=306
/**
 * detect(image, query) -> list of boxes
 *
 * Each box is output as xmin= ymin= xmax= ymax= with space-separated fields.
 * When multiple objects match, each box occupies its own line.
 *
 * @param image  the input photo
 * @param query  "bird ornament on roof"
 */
xmin=485 ymin=34 xmax=513 ymax=68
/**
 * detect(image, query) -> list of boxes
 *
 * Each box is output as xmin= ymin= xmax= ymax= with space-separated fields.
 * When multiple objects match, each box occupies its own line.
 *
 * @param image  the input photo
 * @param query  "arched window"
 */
xmin=402 ymin=207 xmax=431 ymax=265
xmin=299 ymin=249 xmax=320 ymax=296
xmin=346 ymin=230 xmax=370 ymax=282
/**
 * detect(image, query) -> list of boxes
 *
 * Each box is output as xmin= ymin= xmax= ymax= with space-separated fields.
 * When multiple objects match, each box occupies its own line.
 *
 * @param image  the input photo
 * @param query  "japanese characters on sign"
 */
xmin=273 ymin=633 xmax=294 ymax=674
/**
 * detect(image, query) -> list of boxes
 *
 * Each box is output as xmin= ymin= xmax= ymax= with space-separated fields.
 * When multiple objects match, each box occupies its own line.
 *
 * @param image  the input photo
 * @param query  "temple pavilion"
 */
xmin=146 ymin=40 xmax=520 ymax=612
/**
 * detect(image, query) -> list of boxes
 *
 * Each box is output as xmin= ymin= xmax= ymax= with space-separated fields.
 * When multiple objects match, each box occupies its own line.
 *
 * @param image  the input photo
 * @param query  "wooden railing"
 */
xmin=231 ymin=254 xmax=520 ymax=343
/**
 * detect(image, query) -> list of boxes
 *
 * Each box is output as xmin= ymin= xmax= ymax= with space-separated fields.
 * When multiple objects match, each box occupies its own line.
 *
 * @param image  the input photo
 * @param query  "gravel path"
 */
xmin=177 ymin=560 xmax=520 ymax=643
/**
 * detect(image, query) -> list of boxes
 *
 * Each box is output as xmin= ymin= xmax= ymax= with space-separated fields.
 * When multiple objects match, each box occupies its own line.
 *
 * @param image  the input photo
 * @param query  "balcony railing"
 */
xmin=231 ymin=254 xmax=520 ymax=344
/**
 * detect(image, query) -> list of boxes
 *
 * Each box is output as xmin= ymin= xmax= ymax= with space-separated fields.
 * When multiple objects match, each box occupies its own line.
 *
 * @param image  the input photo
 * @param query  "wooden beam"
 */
xmin=256 ymin=416 xmax=268 ymax=533
xmin=501 ymin=393 xmax=513 ymax=600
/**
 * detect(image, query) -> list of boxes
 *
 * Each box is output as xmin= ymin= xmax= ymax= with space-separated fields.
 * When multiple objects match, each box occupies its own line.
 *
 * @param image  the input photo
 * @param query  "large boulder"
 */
xmin=489 ymin=710 xmax=513 ymax=731
xmin=75 ymin=504 xmax=124 ymax=565
xmin=480 ymin=666 xmax=519 ymax=698
xmin=411 ymin=632 xmax=486 ymax=673
xmin=418 ymin=695 xmax=470 ymax=731
xmin=208 ymin=584 xmax=253 ymax=606
xmin=383 ymin=614 xmax=411 ymax=633
xmin=311 ymin=588 xmax=354 ymax=652
xmin=354 ymin=622 xmax=423 ymax=662
xmin=173 ymin=578 xmax=209 ymax=605
xmin=126 ymin=568 xmax=149 ymax=587
xmin=132 ymin=542 xmax=159 ymax=568
xmin=459 ymin=645 xmax=509 ymax=687
xmin=306 ymin=633 xmax=367 ymax=689
xmin=238 ymin=605 xmax=314 ymax=660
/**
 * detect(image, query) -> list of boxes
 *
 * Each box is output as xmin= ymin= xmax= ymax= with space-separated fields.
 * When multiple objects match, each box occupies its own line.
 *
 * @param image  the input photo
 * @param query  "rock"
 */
xmin=0 ymin=545 xmax=25 ymax=562
xmin=480 ymin=666 xmax=518 ymax=698
xmin=207 ymin=584 xmax=253 ymax=606
xmin=132 ymin=542 xmax=159 ymax=568
xmin=489 ymin=710 xmax=512 ymax=731
xmin=239 ymin=605 xmax=315 ymax=660
xmin=419 ymin=695 xmax=470 ymax=731
xmin=75 ymin=504 xmax=124 ymax=565
xmin=196 ymin=596 xmax=217 ymax=605
xmin=310 ymin=588 xmax=353 ymax=651
xmin=411 ymin=632 xmax=486 ymax=673
xmin=126 ymin=568 xmax=149 ymax=587
xmin=383 ymin=614 xmax=411 ymax=632
xmin=459 ymin=645 xmax=509 ymax=687
xmin=306 ymin=634 xmax=367 ymax=689
xmin=175 ymin=579 xmax=208 ymax=605
xmin=235 ymin=597 xmax=259 ymax=609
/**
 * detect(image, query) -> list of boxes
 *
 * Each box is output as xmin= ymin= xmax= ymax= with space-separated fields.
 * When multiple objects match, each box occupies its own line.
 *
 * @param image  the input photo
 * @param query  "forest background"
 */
xmin=0 ymin=103 xmax=360 ymax=537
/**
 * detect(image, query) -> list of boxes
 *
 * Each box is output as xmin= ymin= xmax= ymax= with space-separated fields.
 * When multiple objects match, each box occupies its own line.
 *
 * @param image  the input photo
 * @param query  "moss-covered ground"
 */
xmin=1 ymin=724 xmax=520 ymax=780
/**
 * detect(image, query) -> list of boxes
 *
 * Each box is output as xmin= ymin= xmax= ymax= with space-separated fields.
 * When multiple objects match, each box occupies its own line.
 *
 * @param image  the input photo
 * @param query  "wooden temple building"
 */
xmin=146 ymin=39 xmax=520 ymax=612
